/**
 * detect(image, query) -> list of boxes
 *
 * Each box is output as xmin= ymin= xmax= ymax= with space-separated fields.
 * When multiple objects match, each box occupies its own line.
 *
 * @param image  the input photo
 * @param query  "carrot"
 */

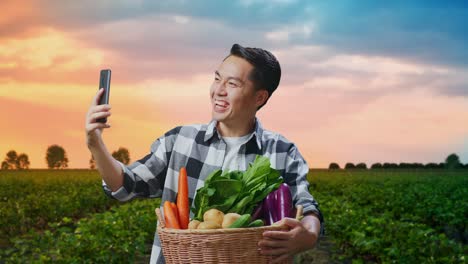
xmin=170 ymin=202 xmax=180 ymax=224
xmin=163 ymin=201 xmax=172 ymax=228
xmin=163 ymin=201 xmax=181 ymax=229
xmin=177 ymin=167 xmax=190 ymax=229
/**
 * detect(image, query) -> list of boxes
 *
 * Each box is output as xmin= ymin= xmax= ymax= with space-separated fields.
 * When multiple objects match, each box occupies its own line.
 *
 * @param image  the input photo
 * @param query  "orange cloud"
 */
xmin=0 ymin=1 xmax=40 ymax=37
xmin=0 ymin=27 xmax=108 ymax=85
xmin=0 ymin=29 xmax=100 ymax=70
xmin=0 ymin=93 xmax=172 ymax=168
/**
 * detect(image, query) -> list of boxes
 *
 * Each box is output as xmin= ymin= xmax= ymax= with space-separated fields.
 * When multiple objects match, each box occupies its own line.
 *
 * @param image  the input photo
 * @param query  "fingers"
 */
xmin=88 ymin=111 xmax=112 ymax=124
xmin=85 ymin=103 xmax=112 ymax=134
xmin=258 ymin=234 xmax=294 ymax=263
xmin=263 ymin=231 xmax=291 ymax=240
xmin=278 ymin=218 xmax=301 ymax=228
xmin=86 ymin=104 xmax=111 ymax=122
xmin=92 ymin=88 xmax=105 ymax=106
xmin=258 ymin=237 xmax=287 ymax=249
xmin=89 ymin=104 xmax=112 ymax=114
xmin=85 ymin=89 xmax=112 ymax=138
xmin=86 ymin=122 xmax=111 ymax=133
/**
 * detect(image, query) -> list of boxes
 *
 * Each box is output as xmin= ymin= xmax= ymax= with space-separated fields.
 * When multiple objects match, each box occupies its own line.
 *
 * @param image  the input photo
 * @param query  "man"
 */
xmin=85 ymin=44 xmax=323 ymax=263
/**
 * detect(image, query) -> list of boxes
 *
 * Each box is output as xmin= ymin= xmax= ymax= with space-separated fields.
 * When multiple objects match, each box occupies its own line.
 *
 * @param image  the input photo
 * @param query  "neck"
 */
xmin=217 ymin=117 xmax=256 ymax=137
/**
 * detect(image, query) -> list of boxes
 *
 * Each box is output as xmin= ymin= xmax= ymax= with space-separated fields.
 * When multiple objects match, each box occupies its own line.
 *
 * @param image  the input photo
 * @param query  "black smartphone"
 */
xmin=97 ymin=69 xmax=111 ymax=123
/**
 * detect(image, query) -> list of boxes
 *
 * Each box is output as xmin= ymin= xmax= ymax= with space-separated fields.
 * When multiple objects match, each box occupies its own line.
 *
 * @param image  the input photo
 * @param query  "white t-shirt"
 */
xmin=221 ymin=133 xmax=253 ymax=171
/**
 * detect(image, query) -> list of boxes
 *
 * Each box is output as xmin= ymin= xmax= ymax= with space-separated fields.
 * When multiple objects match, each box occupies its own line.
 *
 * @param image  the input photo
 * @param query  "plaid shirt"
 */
xmin=103 ymin=118 xmax=323 ymax=264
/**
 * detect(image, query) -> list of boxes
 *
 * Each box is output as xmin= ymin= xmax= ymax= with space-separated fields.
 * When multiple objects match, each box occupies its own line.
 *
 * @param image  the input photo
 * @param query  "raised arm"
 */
xmin=85 ymin=88 xmax=123 ymax=192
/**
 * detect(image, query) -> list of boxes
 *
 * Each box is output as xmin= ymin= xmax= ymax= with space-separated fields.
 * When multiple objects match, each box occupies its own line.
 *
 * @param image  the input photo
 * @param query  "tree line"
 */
xmin=1 ymin=145 xmax=131 ymax=170
xmin=1 ymin=147 xmax=466 ymax=171
xmin=328 ymin=153 xmax=467 ymax=170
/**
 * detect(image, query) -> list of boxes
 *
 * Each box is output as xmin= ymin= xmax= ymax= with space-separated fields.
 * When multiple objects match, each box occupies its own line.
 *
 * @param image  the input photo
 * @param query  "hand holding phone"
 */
xmin=97 ymin=69 xmax=111 ymax=123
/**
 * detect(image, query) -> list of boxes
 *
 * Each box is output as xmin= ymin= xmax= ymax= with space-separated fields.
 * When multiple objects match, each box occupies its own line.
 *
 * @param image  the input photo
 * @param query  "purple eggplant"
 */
xmin=263 ymin=191 xmax=277 ymax=225
xmin=252 ymin=202 xmax=264 ymax=220
xmin=276 ymin=183 xmax=293 ymax=220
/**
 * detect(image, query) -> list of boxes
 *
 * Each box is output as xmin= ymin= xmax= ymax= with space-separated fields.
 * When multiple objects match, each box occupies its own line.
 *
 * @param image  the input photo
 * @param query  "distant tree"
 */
xmin=112 ymin=147 xmax=130 ymax=165
xmin=399 ymin=162 xmax=409 ymax=169
xmin=371 ymin=163 xmax=382 ymax=169
xmin=46 ymin=145 xmax=69 ymax=169
xmin=356 ymin=163 xmax=367 ymax=169
xmin=344 ymin=163 xmax=355 ymax=169
xmin=1 ymin=150 xmax=30 ymax=170
xmin=17 ymin=154 xmax=30 ymax=169
xmin=425 ymin=163 xmax=439 ymax=169
xmin=383 ymin=163 xmax=398 ymax=169
xmin=2 ymin=150 xmax=18 ymax=169
xmin=328 ymin=163 xmax=340 ymax=170
xmin=400 ymin=162 xmax=424 ymax=169
xmin=89 ymin=155 xmax=96 ymax=169
xmin=445 ymin=153 xmax=461 ymax=170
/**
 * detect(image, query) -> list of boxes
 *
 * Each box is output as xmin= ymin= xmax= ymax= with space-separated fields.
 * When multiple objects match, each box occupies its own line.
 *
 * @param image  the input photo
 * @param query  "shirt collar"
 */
xmin=204 ymin=118 xmax=264 ymax=150
xmin=204 ymin=120 xmax=217 ymax=142
xmin=253 ymin=118 xmax=264 ymax=150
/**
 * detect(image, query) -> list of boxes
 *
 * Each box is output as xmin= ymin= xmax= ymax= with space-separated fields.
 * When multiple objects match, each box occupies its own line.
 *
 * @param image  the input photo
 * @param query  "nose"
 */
xmin=213 ymin=80 xmax=228 ymax=96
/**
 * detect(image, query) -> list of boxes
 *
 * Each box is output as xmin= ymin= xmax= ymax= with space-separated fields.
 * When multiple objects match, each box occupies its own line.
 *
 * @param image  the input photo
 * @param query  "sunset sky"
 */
xmin=1 ymin=0 xmax=467 ymax=168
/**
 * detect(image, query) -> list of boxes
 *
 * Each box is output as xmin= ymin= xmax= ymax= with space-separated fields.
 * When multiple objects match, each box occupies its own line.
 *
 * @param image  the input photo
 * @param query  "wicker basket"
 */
xmin=155 ymin=206 xmax=303 ymax=264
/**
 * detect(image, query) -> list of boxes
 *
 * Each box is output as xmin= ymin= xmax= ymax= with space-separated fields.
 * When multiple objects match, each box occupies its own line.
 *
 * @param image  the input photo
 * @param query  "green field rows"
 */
xmin=0 ymin=170 xmax=118 ymax=240
xmin=0 ymin=169 xmax=466 ymax=263
xmin=310 ymin=169 xmax=467 ymax=263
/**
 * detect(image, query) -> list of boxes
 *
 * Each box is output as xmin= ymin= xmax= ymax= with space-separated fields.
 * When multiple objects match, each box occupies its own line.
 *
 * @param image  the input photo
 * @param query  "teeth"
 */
xmin=215 ymin=100 xmax=228 ymax=107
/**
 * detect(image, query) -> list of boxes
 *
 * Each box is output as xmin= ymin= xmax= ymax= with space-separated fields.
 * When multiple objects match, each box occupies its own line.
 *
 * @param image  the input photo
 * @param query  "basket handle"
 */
xmin=155 ymin=207 xmax=166 ymax=228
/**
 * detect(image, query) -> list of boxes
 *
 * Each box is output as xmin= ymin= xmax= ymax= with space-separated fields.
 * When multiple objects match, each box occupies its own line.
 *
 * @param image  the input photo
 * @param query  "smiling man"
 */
xmin=85 ymin=44 xmax=323 ymax=263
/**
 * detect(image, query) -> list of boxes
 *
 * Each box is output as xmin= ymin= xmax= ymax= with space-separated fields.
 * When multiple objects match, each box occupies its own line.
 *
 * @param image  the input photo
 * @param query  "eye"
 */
xmin=228 ymin=81 xmax=239 ymax=88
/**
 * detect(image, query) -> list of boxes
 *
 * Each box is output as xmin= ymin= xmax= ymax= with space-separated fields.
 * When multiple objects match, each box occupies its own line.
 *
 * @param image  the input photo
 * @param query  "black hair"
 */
xmin=227 ymin=43 xmax=281 ymax=109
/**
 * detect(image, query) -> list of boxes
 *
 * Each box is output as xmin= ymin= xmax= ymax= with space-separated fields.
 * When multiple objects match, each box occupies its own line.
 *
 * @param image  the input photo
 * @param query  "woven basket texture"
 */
xmin=157 ymin=225 xmax=292 ymax=264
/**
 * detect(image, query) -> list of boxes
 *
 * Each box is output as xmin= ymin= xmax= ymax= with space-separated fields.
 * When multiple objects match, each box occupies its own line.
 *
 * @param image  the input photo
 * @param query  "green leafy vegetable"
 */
xmin=192 ymin=155 xmax=283 ymax=221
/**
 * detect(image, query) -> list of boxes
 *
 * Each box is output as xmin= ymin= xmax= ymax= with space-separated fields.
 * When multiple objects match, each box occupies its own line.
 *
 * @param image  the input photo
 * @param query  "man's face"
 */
xmin=209 ymin=55 xmax=266 ymax=125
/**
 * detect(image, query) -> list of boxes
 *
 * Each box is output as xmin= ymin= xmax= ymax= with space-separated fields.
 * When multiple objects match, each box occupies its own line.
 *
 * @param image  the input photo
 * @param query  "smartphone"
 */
xmin=97 ymin=69 xmax=111 ymax=123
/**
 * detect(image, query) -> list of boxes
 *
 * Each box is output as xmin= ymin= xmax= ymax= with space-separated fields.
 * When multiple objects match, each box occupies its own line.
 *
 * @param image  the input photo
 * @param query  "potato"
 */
xmin=188 ymin=220 xmax=201 ymax=229
xmin=222 ymin=213 xmax=241 ymax=228
xmin=197 ymin=221 xmax=221 ymax=229
xmin=203 ymin=209 xmax=224 ymax=226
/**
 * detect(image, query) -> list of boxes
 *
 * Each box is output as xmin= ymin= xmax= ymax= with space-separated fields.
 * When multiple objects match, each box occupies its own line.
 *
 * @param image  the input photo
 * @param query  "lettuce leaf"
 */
xmin=191 ymin=155 xmax=283 ymax=220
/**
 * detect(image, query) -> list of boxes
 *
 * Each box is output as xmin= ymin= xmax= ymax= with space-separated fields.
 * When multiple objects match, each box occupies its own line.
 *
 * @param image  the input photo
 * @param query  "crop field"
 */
xmin=306 ymin=169 xmax=467 ymax=263
xmin=0 ymin=169 xmax=466 ymax=263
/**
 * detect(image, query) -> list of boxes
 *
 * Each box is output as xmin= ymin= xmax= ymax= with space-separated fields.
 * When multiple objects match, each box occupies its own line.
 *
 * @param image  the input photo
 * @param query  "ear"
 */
xmin=255 ymin=89 xmax=269 ymax=108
